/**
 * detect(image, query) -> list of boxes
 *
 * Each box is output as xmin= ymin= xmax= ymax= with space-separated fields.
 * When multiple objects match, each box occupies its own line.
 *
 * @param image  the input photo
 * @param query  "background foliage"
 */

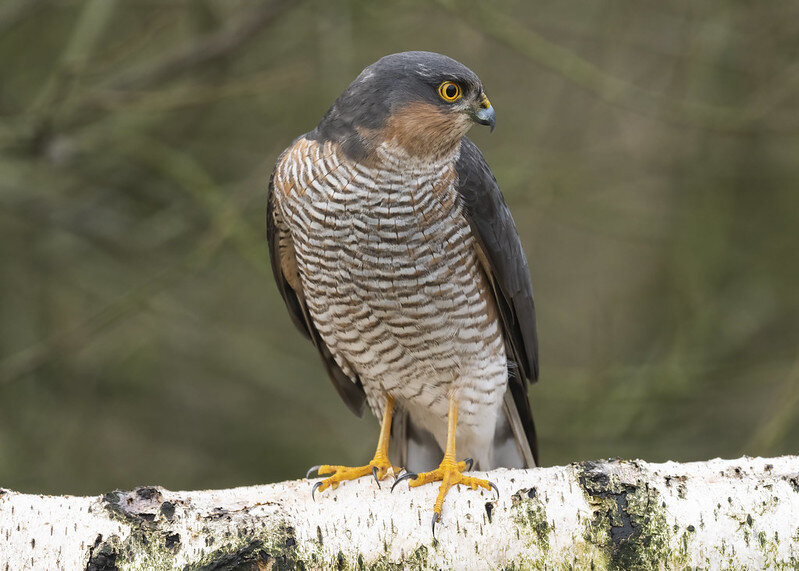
xmin=0 ymin=0 xmax=797 ymax=495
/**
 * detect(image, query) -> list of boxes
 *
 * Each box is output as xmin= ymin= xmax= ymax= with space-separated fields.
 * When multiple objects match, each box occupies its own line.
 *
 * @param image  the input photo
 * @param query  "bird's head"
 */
xmin=315 ymin=51 xmax=495 ymax=160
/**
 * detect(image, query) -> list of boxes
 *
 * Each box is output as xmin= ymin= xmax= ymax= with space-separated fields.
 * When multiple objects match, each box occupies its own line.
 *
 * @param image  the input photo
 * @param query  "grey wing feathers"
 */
xmin=267 ymin=167 xmax=367 ymax=417
xmin=456 ymin=138 xmax=539 ymax=382
xmin=455 ymin=137 xmax=539 ymax=464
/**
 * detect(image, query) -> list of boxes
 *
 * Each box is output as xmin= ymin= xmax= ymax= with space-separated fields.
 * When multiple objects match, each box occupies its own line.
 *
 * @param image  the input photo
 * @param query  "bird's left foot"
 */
xmin=392 ymin=456 xmax=498 ymax=535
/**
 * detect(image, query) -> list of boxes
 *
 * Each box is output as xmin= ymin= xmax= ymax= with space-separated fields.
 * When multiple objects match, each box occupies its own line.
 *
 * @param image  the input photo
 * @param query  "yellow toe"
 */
xmin=311 ymin=456 xmax=398 ymax=495
xmin=408 ymin=457 xmax=495 ymax=519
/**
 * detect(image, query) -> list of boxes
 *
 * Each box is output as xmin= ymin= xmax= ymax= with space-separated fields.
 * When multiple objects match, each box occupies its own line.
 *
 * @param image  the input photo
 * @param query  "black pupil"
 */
xmin=445 ymin=84 xmax=458 ymax=98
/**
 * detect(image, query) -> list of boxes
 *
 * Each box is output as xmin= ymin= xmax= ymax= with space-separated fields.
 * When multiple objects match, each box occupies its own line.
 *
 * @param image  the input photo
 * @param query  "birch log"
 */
xmin=2 ymin=456 xmax=798 ymax=569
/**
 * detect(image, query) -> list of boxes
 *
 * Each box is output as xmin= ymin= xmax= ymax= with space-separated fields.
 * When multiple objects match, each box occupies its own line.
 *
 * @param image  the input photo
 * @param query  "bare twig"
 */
xmin=0 ymin=0 xmax=49 ymax=37
xmin=100 ymin=0 xmax=298 ymax=93
xmin=120 ymin=134 xmax=267 ymax=272
xmin=436 ymin=0 xmax=798 ymax=134
xmin=82 ymin=65 xmax=311 ymax=113
xmin=0 ymin=133 xmax=265 ymax=386
xmin=25 ymin=0 xmax=119 ymax=152
xmin=744 ymin=352 xmax=799 ymax=454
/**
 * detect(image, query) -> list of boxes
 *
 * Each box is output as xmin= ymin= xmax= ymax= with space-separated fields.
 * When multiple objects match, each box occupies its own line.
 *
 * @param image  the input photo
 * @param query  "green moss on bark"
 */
xmin=578 ymin=461 xmax=679 ymax=570
xmin=510 ymin=487 xmax=550 ymax=555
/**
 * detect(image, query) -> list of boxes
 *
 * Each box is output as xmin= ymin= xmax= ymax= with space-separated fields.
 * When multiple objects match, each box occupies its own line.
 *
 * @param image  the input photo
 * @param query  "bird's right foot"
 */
xmin=306 ymin=456 xmax=399 ymax=499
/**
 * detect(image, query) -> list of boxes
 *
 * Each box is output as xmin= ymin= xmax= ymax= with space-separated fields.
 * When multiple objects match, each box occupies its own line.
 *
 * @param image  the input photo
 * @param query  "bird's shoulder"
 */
xmin=271 ymin=134 xmax=336 ymax=201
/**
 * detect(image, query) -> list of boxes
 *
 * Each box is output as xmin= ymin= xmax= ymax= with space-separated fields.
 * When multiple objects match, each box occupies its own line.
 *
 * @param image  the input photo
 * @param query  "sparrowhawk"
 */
xmin=267 ymin=51 xmax=539 ymax=532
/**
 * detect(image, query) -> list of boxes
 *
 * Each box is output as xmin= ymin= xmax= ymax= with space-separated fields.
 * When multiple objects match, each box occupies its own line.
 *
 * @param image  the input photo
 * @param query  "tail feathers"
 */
xmin=389 ymin=388 xmax=537 ymax=473
xmin=493 ymin=389 xmax=536 ymax=468
xmin=390 ymin=409 xmax=442 ymax=473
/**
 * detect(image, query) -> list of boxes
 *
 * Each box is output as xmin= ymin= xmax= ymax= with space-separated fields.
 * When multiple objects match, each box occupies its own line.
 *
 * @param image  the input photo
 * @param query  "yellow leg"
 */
xmin=393 ymin=394 xmax=497 ymax=534
xmin=308 ymin=396 xmax=400 ymax=496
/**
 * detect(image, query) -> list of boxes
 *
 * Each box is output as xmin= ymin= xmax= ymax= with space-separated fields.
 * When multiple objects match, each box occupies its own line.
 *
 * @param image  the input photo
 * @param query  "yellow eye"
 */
xmin=438 ymin=81 xmax=462 ymax=102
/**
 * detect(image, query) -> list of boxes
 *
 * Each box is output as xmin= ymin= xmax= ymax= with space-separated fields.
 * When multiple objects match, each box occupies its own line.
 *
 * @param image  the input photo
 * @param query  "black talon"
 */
xmin=431 ymin=512 xmax=439 ymax=538
xmin=464 ymin=457 xmax=474 ymax=471
xmin=489 ymin=481 xmax=500 ymax=499
xmin=390 ymin=471 xmax=418 ymax=492
xmin=311 ymin=481 xmax=323 ymax=501
xmin=372 ymin=466 xmax=381 ymax=488
xmin=306 ymin=465 xmax=321 ymax=479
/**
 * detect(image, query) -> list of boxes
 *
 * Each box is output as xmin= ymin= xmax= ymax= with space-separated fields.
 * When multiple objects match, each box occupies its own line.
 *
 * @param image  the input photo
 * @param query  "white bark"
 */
xmin=2 ymin=456 xmax=798 ymax=569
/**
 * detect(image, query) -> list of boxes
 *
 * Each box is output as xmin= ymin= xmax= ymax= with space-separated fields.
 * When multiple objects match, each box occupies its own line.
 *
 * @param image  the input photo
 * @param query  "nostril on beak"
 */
xmin=479 ymin=93 xmax=491 ymax=110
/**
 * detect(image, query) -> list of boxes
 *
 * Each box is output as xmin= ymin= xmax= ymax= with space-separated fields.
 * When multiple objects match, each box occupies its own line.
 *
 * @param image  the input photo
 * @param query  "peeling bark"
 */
xmin=2 ymin=456 xmax=798 ymax=569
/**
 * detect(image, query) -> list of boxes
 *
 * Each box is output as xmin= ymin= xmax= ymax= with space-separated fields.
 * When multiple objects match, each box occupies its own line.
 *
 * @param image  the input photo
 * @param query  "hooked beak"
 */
xmin=471 ymin=92 xmax=496 ymax=132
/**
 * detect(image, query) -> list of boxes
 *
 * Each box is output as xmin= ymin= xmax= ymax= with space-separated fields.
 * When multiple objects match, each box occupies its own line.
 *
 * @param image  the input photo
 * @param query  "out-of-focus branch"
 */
xmin=15 ymin=0 xmax=302 ymax=146
xmin=120 ymin=134 xmax=268 ymax=272
xmin=437 ymin=0 xmax=797 ymax=134
xmin=25 ymin=0 xmax=119 ymax=152
xmin=0 ymin=133 xmax=265 ymax=387
xmin=83 ymin=65 xmax=311 ymax=113
xmin=98 ymin=0 xmax=298 ymax=93
xmin=29 ymin=0 xmax=120 ymax=113
xmin=0 ymin=0 xmax=49 ymax=37
xmin=745 ymin=352 xmax=799 ymax=454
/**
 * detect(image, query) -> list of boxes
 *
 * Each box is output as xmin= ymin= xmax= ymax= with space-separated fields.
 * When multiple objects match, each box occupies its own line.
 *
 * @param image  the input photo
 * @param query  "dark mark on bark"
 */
xmin=85 ymin=534 xmax=119 ymax=571
xmin=579 ymin=463 xmax=637 ymax=545
xmin=578 ymin=460 xmax=669 ymax=569
xmin=160 ymin=501 xmax=175 ymax=521
xmin=196 ymin=539 xmax=278 ymax=571
xmin=207 ymin=507 xmax=229 ymax=520
xmin=282 ymin=525 xmax=296 ymax=549
xmin=102 ymin=487 xmax=169 ymax=528
xmin=611 ymin=492 xmax=635 ymax=544
xmin=135 ymin=487 xmax=161 ymax=501
xmin=164 ymin=532 xmax=181 ymax=549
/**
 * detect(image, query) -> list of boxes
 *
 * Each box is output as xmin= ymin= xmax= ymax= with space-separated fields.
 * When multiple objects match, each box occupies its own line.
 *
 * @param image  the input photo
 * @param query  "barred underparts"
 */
xmin=272 ymin=138 xmax=509 ymax=467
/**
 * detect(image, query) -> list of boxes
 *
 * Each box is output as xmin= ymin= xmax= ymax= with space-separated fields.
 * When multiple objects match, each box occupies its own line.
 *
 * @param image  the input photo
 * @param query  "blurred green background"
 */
xmin=0 ymin=0 xmax=797 ymax=496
